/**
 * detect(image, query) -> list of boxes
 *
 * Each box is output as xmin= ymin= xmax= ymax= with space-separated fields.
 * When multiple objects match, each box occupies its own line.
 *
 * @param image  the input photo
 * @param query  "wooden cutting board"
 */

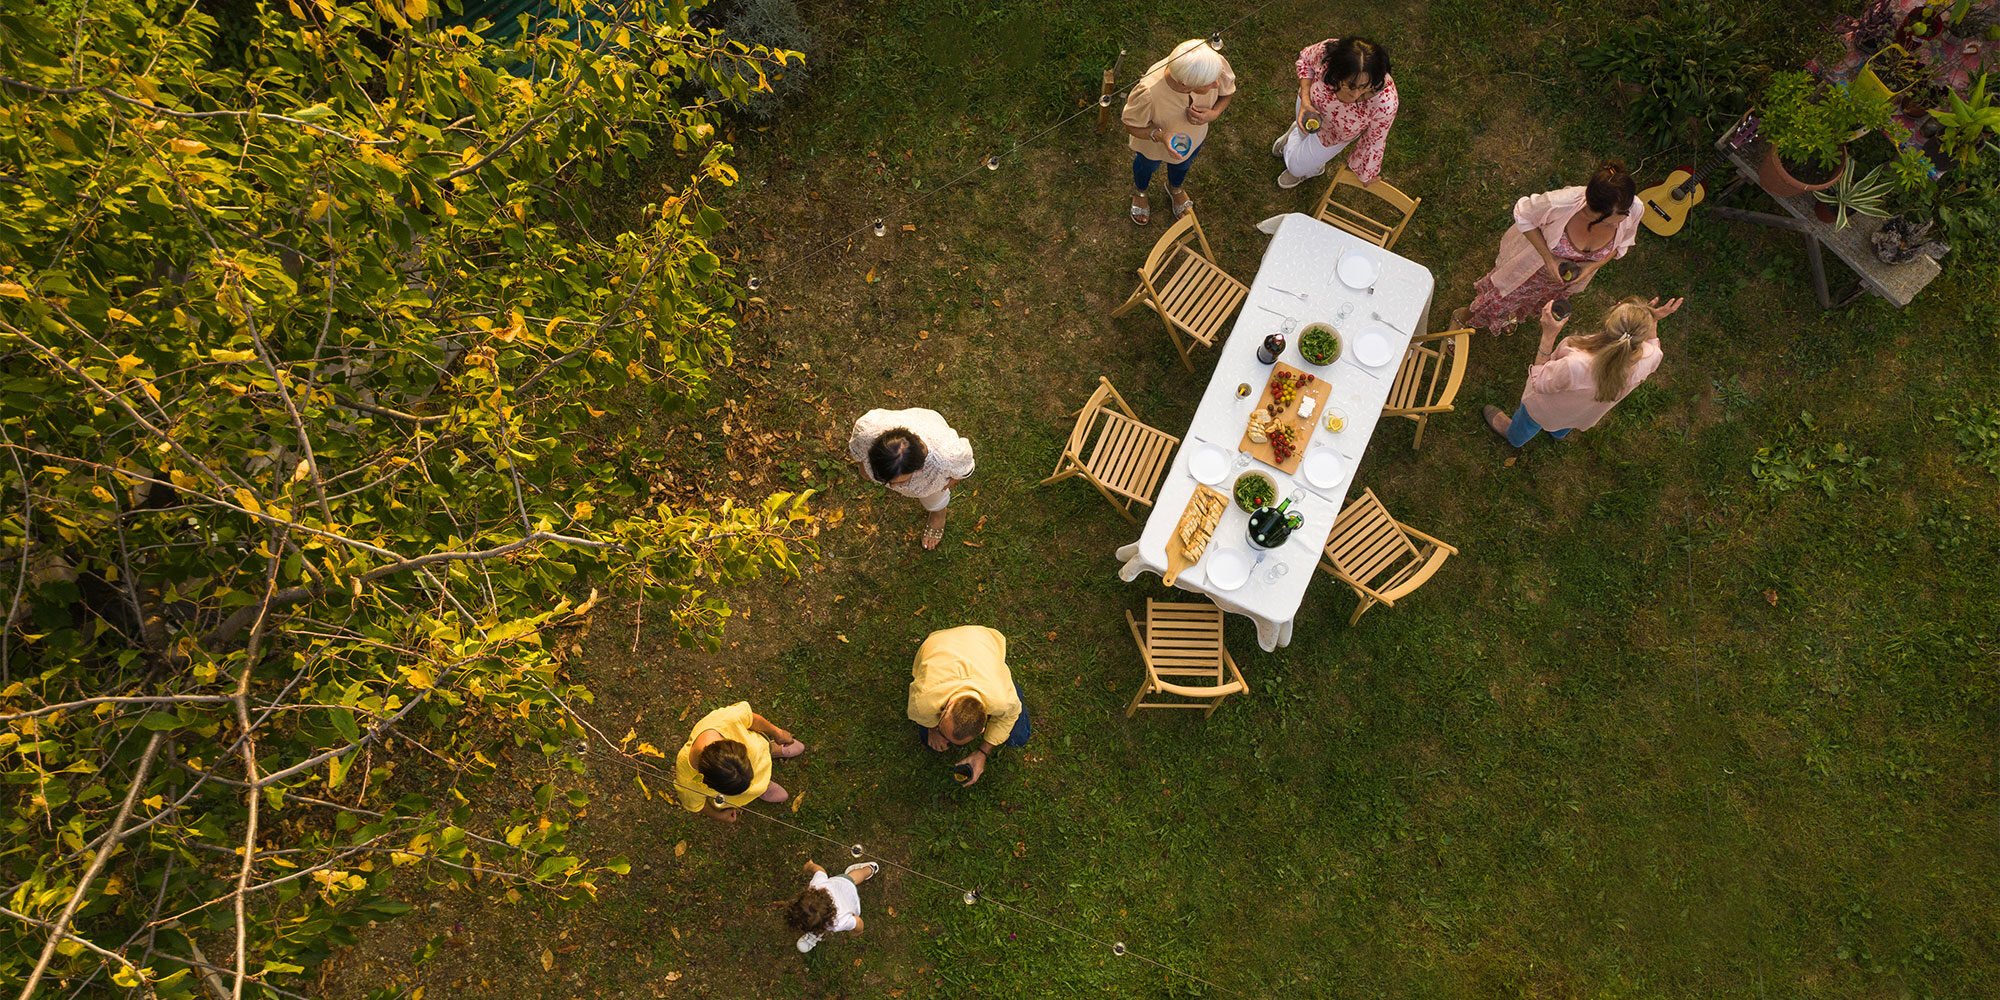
xmin=1163 ymin=484 xmax=1228 ymax=587
xmin=1237 ymin=363 xmax=1331 ymax=474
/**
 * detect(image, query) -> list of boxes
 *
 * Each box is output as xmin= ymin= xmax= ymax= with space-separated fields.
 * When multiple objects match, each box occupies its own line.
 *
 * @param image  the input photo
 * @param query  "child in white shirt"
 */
xmin=788 ymin=859 xmax=880 ymax=953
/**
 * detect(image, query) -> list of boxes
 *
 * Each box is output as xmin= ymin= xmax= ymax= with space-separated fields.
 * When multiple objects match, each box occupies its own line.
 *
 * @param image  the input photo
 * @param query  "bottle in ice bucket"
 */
xmin=1256 ymin=332 xmax=1286 ymax=365
xmin=1247 ymin=496 xmax=1303 ymax=549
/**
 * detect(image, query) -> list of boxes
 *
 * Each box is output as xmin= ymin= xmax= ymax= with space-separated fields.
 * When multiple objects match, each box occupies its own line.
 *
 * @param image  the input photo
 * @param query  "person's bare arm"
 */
xmin=851 ymin=916 xmax=865 ymax=935
xmin=1522 ymin=229 xmax=1564 ymax=283
xmin=749 ymin=712 xmax=794 ymax=746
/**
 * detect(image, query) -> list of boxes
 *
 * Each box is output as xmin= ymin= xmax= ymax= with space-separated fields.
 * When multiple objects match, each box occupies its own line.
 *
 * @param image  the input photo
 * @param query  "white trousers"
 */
xmin=917 ymin=489 xmax=951 ymax=512
xmin=1280 ymin=99 xmax=1353 ymax=179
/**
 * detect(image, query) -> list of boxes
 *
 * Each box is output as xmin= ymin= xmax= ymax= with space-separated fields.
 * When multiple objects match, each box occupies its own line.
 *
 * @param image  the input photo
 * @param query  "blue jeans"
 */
xmin=1506 ymin=403 xmax=1572 ymax=448
xmin=1132 ymin=146 xmax=1200 ymax=192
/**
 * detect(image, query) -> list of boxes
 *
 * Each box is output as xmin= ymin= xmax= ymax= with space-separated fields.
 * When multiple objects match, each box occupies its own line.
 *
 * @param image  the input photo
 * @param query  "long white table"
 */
xmin=1116 ymin=213 xmax=1435 ymax=650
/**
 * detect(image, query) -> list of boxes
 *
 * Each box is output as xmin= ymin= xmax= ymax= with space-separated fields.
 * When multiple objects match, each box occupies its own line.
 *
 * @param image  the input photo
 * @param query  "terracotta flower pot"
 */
xmin=1757 ymin=146 xmax=1846 ymax=199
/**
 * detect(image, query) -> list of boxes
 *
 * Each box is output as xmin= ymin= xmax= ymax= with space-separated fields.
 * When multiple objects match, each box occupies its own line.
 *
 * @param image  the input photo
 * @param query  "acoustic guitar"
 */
xmin=1638 ymin=123 xmax=1758 ymax=237
xmin=1638 ymin=162 xmax=1716 ymax=237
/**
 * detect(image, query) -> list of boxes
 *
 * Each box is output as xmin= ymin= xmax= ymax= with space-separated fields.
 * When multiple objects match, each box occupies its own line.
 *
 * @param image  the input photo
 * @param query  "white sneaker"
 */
xmin=1277 ymin=169 xmax=1306 ymax=190
xmin=1271 ymin=133 xmax=1287 ymax=157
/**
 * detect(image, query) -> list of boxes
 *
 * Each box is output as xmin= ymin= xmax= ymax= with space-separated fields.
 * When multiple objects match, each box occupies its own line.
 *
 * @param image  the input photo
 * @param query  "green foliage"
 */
xmin=707 ymin=0 xmax=813 ymax=121
xmin=1929 ymin=72 xmax=2000 ymax=166
xmin=0 ymin=0 xmax=809 ymax=994
xmin=1576 ymin=3 xmax=1762 ymax=152
xmin=1814 ymin=163 xmax=1894 ymax=228
xmin=1936 ymin=405 xmax=2000 ymax=476
xmin=1760 ymin=71 xmax=1893 ymax=173
xmin=1750 ymin=412 xmax=1880 ymax=497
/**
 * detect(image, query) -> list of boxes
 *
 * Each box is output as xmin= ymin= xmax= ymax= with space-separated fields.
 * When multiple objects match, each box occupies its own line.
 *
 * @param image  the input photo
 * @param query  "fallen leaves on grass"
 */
xmin=541 ymin=948 xmax=554 ymax=971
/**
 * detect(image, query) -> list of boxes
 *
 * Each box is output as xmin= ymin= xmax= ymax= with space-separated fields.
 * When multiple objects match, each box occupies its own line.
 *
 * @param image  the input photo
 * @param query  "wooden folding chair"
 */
xmin=1382 ymin=327 xmax=1472 ymax=450
xmin=1313 ymin=166 xmax=1420 ymax=250
xmin=1109 ymin=209 xmax=1248 ymax=372
xmin=1318 ymin=488 xmax=1458 ymax=626
xmin=1124 ymin=599 xmax=1246 ymax=718
xmin=1039 ymin=377 xmax=1179 ymax=524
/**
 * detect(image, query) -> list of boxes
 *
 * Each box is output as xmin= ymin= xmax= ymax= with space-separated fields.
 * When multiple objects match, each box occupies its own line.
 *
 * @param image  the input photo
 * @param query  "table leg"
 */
xmin=1805 ymin=233 xmax=1832 ymax=310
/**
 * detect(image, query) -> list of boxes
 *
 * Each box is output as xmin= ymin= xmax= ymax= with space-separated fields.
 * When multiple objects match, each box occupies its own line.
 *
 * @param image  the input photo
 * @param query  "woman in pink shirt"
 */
xmin=1453 ymin=163 xmax=1642 ymax=335
xmin=1273 ymin=37 xmax=1398 ymax=190
xmin=1484 ymin=296 xmax=1684 ymax=448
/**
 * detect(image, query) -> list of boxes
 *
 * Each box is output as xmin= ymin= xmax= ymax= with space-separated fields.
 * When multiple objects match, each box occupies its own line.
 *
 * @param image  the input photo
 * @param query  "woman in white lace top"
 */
xmin=847 ymin=407 xmax=975 ymax=550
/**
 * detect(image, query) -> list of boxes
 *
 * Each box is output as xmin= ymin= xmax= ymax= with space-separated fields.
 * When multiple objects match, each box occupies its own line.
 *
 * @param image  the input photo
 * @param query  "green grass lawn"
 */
xmin=324 ymin=0 xmax=1999 ymax=996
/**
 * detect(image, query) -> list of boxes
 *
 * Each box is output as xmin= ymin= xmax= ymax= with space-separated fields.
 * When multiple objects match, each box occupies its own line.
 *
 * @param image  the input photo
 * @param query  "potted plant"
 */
xmin=1872 ymin=146 xmax=1950 ymax=263
xmin=1812 ymin=163 xmax=1894 ymax=227
xmin=1755 ymin=71 xmax=1894 ymax=197
xmin=1855 ymin=42 xmax=1925 ymax=104
xmin=1930 ymin=72 xmax=2000 ymax=167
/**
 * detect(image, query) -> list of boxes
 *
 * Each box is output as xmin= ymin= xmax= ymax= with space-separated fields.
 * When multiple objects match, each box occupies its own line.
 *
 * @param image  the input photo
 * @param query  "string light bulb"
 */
xmin=711 ymin=795 xmax=729 ymax=808
xmin=1112 ymin=942 xmax=1127 ymax=957
xmin=984 ymin=155 xmax=1001 ymax=171
xmin=849 ymin=843 xmax=865 ymax=859
xmin=1098 ymin=94 xmax=1114 ymax=108
xmin=1206 ymin=33 xmax=1223 ymax=50
xmin=872 ymin=218 xmax=887 ymax=237
xmin=746 ymin=276 xmax=763 ymax=291
xmin=962 ymin=890 xmax=979 ymax=905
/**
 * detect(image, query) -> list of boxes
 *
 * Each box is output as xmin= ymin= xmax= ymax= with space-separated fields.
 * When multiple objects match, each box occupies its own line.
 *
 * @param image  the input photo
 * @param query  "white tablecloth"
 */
xmin=1117 ymin=213 xmax=1435 ymax=650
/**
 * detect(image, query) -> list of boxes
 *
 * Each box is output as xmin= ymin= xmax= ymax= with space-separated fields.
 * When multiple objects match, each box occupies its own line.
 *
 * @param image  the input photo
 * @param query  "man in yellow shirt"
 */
xmin=674 ymin=701 xmax=806 ymax=823
xmin=906 ymin=626 xmax=1030 ymax=786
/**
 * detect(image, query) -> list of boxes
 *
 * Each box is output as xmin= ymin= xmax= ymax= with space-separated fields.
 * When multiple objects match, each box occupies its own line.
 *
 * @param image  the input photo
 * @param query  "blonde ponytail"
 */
xmin=1568 ymin=298 xmax=1657 ymax=402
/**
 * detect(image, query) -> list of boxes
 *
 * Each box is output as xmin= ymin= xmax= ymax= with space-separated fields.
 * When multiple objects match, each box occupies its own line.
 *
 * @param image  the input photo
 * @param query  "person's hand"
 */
xmin=1184 ymin=104 xmax=1213 ymax=125
xmin=925 ymin=727 xmax=949 ymax=752
xmin=1647 ymin=295 xmax=1685 ymax=320
xmin=956 ymin=750 xmax=988 ymax=786
xmin=1538 ymin=299 xmax=1569 ymax=340
xmin=771 ymin=728 xmax=796 ymax=748
xmin=1544 ymin=257 xmax=1567 ymax=283
xmin=803 ymin=860 xmax=824 ymax=875
xmin=710 ymin=805 xmax=740 ymax=824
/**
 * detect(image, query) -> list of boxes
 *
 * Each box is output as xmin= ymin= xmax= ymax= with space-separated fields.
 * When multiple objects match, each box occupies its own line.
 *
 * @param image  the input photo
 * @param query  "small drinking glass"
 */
xmin=1263 ymin=562 xmax=1290 ymax=584
xmin=1279 ymin=316 xmax=1298 ymax=336
xmin=1324 ymin=407 xmax=1348 ymax=433
xmin=1335 ymin=301 xmax=1355 ymax=323
xmin=1235 ymin=381 xmax=1252 ymax=399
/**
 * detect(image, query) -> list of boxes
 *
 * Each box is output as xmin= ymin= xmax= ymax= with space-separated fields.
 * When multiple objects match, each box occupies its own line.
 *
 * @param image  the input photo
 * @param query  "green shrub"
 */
xmin=709 ymin=0 xmax=812 ymax=120
xmin=1937 ymin=405 xmax=2000 ymax=476
xmin=1577 ymin=3 xmax=1762 ymax=152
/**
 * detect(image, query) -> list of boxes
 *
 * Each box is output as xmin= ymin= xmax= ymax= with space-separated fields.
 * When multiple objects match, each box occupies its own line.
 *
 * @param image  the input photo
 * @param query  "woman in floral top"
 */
xmin=1273 ymin=37 xmax=1398 ymax=190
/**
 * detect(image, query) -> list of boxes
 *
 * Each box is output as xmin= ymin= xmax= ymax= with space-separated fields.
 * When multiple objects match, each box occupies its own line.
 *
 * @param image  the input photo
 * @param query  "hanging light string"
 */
xmin=569 ymin=741 xmax=1245 ymax=996
xmin=745 ymin=1 xmax=1283 ymax=291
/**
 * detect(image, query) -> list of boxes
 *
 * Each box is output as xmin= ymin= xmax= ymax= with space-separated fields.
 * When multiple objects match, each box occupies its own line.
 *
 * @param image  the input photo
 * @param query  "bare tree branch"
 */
xmin=0 ymin=694 xmax=236 ymax=724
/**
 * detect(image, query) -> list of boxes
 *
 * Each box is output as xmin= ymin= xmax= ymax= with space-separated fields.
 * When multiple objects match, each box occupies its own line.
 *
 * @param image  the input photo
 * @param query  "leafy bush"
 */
xmin=1577 ymin=3 xmax=1762 ymax=152
xmin=0 ymin=1 xmax=809 ymax=995
xmin=1750 ymin=412 xmax=1880 ymax=497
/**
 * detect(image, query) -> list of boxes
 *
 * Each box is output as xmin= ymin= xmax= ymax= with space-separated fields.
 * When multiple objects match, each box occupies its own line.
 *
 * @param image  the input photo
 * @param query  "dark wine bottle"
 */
xmin=1249 ymin=496 xmax=1294 ymax=548
xmin=1256 ymin=333 xmax=1286 ymax=365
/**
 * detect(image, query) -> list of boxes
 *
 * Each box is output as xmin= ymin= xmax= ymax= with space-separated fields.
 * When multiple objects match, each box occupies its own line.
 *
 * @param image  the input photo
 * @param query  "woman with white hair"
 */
xmin=1484 ymin=295 xmax=1684 ymax=448
xmin=1120 ymin=38 xmax=1234 ymax=224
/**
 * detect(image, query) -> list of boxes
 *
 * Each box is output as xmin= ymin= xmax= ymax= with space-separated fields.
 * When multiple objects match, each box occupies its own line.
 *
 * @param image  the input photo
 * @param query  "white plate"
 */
xmin=1205 ymin=547 xmax=1251 ymax=591
xmin=1301 ymin=449 xmax=1345 ymax=491
xmin=1352 ymin=324 xmax=1396 ymax=367
xmin=1336 ymin=253 xmax=1380 ymax=289
xmin=1187 ymin=442 xmax=1232 ymax=486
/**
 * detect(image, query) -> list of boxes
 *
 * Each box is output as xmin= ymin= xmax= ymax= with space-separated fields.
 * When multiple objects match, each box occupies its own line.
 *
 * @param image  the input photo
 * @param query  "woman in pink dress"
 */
xmin=1483 ymin=295 xmax=1684 ymax=448
xmin=1272 ymin=37 xmax=1397 ymax=189
xmin=1453 ymin=163 xmax=1641 ymax=335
